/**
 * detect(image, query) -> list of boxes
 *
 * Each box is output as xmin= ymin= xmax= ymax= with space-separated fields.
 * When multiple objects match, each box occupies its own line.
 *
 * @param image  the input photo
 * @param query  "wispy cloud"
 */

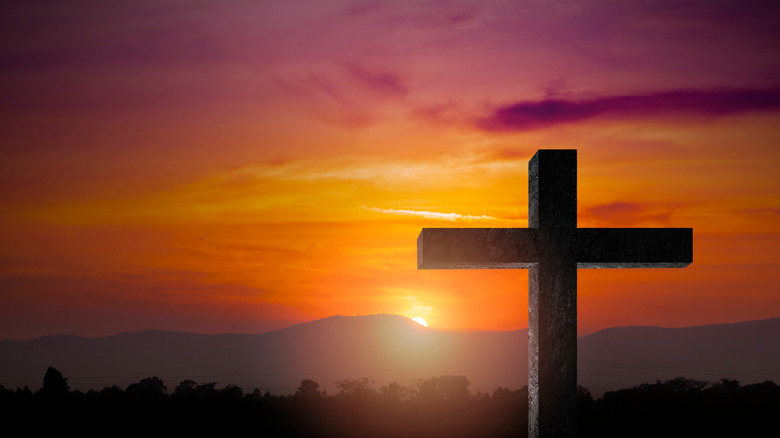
xmin=740 ymin=207 xmax=780 ymax=216
xmin=362 ymin=206 xmax=496 ymax=221
xmin=344 ymin=63 xmax=409 ymax=97
xmin=584 ymin=201 xmax=675 ymax=226
xmin=227 ymin=153 xmax=522 ymax=185
xmin=478 ymin=87 xmax=780 ymax=131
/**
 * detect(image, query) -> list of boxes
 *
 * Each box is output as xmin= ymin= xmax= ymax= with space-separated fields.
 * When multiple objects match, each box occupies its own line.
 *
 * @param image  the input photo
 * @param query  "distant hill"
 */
xmin=1 ymin=314 xmax=778 ymax=396
xmin=579 ymin=317 xmax=780 ymax=395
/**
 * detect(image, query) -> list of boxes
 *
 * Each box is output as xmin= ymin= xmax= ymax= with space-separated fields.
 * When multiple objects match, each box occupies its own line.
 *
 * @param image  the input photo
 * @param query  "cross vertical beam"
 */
xmin=528 ymin=150 xmax=578 ymax=438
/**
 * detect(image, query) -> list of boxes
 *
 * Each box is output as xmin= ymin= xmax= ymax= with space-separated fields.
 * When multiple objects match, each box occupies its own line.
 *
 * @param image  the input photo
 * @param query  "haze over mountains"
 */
xmin=1 ymin=314 xmax=778 ymax=397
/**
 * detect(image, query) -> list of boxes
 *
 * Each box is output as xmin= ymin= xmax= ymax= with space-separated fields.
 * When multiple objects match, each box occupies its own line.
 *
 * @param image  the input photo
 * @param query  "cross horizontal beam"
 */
xmin=417 ymin=227 xmax=692 ymax=269
xmin=576 ymin=228 xmax=692 ymax=268
xmin=417 ymin=228 xmax=538 ymax=269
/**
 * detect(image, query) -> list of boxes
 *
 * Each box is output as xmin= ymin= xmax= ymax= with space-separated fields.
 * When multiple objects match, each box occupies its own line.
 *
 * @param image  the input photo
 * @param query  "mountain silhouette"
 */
xmin=1 ymin=314 xmax=778 ymax=396
xmin=578 ymin=317 xmax=780 ymax=395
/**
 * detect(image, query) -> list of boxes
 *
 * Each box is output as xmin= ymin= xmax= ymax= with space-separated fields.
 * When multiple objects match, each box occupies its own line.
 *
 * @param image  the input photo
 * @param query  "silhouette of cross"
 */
xmin=417 ymin=149 xmax=692 ymax=438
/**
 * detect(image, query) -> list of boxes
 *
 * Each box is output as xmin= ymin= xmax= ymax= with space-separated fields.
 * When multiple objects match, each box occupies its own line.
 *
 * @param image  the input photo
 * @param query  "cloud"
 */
xmin=477 ymin=87 xmax=780 ymax=131
xmin=268 ymin=60 xmax=410 ymax=129
xmin=362 ymin=206 xmax=496 ymax=221
xmin=344 ymin=63 xmax=409 ymax=97
xmin=584 ymin=202 xmax=673 ymax=226
xmin=486 ymin=148 xmax=528 ymax=161
xmin=740 ymin=207 xmax=780 ymax=216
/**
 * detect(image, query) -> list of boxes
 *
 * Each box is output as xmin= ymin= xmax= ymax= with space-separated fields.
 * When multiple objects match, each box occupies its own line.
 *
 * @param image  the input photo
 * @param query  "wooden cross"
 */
xmin=417 ymin=149 xmax=692 ymax=438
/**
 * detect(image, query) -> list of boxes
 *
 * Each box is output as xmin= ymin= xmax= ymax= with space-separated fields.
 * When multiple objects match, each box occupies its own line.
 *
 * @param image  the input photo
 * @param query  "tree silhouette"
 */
xmin=334 ymin=377 xmax=376 ymax=424
xmin=220 ymin=384 xmax=243 ymax=400
xmin=126 ymin=376 xmax=167 ymax=396
xmin=416 ymin=374 xmax=470 ymax=402
xmin=195 ymin=381 xmax=218 ymax=397
xmin=42 ymin=366 xmax=69 ymax=395
xmin=380 ymin=381 xmax=410 ymax=404
xmin=173 ymin=379 xmax=197 ymax=397
xmin=295 ymin=379 xmax=323 ymax=399
xmin=2 ymin=368 xmax=778 ymax=437
xmin=335 ymin=377 xmax=375 ymax=401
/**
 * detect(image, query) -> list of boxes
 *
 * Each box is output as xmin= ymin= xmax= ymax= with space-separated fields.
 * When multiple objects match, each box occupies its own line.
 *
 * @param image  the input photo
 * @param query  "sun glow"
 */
xmin=411 ymin=317 xmax=428 ymax=327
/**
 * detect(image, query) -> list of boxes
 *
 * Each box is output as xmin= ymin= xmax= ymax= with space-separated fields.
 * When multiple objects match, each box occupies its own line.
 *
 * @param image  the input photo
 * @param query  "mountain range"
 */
xmin=1 ymin=314 xmax=779 ymax=397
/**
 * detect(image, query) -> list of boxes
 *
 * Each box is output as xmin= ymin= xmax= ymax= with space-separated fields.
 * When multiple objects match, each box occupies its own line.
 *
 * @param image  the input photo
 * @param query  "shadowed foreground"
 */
xmin=1 ymin=367 xmax=778 ymax=437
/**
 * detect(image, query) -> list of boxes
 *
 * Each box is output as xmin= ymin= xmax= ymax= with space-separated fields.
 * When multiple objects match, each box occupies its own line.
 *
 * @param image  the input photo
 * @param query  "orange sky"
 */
xmin=1 ymin=1 xmax=779 ymax=340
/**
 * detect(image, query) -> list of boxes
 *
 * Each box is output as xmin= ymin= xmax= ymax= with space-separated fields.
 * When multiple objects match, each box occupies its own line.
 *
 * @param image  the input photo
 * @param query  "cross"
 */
xmin=416 ymin=150 xmax=692 ymax=438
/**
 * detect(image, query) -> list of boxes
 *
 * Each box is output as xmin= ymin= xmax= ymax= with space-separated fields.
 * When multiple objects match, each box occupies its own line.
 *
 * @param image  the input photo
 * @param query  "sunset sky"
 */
xmin=2 ymin=0 xmax=779 ymax=340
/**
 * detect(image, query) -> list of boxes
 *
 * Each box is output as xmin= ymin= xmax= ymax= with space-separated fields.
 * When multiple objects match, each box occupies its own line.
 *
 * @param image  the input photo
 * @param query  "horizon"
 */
xmin=3 ymin=313 xmax=779 ymax=397
xmin=2 ymin=1 xmax=780 ymax=341
xmin=5 ymin=313 xmax=780 ymax=342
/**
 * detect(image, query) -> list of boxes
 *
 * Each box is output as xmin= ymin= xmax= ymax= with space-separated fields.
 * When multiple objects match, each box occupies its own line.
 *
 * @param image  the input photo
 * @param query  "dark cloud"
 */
xmin=478 ymin=87 xmax=780 ymax=131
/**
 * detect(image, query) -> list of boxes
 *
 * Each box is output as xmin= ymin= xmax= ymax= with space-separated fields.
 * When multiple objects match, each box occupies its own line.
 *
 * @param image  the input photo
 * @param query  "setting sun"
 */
xmin=411 ymin=317 xmax=428 ymax=328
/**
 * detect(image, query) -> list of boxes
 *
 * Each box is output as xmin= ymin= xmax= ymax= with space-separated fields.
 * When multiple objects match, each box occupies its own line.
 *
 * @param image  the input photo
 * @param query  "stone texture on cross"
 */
xmin=417 ymin=150 xmax=692 ymax=438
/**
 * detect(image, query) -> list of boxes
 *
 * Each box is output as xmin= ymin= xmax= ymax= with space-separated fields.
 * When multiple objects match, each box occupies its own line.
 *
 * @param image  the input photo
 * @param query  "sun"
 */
xmin=411 ymin=316 xmax=428 ymax=327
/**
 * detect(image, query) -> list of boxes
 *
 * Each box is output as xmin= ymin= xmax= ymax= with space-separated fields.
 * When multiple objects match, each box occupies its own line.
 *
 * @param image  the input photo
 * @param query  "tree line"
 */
xmin=1 ymin=366 xmax=778 ymax=437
